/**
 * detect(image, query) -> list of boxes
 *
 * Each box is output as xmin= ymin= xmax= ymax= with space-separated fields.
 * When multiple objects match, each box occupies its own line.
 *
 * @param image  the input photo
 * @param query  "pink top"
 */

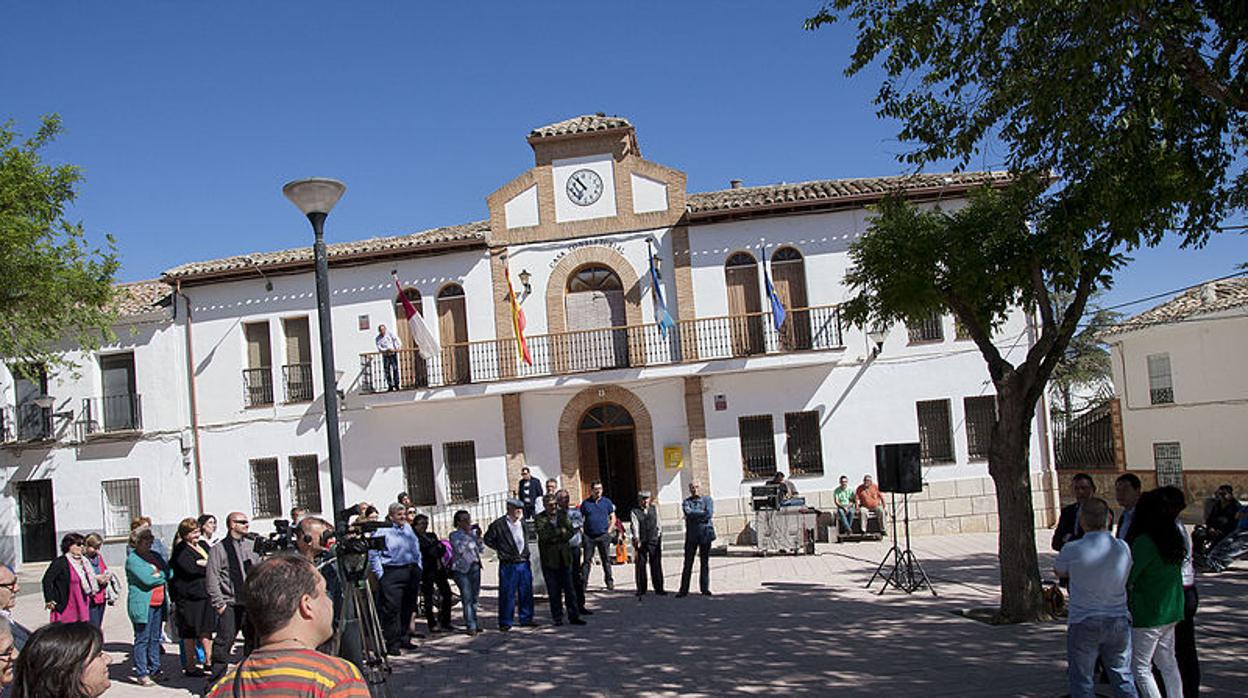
xmin=50 ymin=566 xmax=92 ymax=624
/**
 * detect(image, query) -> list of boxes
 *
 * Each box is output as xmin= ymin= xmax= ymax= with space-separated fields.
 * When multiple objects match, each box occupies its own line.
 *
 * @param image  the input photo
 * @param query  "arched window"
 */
xmin=437 ymin=283 xmax=470 ymax=384
xmin=770 ymin=247 xmax=811 ymax=350
xmin=579 ymin=403 xmax=635 ymax=431
xmin=391 ymin=288 xmax=428 ymax=388
xmin=567 ymin=266 xmax=623 ymax=292
xmin=724 ymin=252 xmax=764 ymax=355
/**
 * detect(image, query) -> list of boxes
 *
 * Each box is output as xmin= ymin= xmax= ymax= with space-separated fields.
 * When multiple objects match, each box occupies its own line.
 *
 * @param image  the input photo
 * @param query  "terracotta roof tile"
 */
xmin=162 ymin=220 xmax=489 ymax=281
xmin=529 ymin=114 xmax=633 ymax=139
xmin=112 ymin=279 xmax=171 ymax=317
xmin=1102 ymin=276 xmax=1248 ymax=338
xmin=686 ymin=171 xmax=1013 ymax=216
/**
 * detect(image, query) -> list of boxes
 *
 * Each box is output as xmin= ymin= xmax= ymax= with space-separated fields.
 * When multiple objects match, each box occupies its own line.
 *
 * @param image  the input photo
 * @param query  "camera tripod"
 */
xmin=334 ymin=561 xmax=393 ymax=697
xmin=866 ymin=491 xmax=936 ymax=596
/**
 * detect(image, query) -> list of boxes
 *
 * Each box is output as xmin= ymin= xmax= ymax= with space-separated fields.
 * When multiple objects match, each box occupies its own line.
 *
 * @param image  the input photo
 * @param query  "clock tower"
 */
xmin=486 ymin=114 xmax=687 ymax=245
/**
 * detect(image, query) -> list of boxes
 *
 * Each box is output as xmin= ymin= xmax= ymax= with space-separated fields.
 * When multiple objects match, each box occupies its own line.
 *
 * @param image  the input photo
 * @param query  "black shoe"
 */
xmin=675 ymin=591 xmax=688 ymax=598
xmin=635 ymin=592 xmax=645 ymax=597
xmin=606 ymin=581 xmax=615 ymax=591
xmin=655 ymin=591 xmax=668 ymax=596
xmin=386 ymin=646 xmax=403 ymax=656
xmin=578 ymin=608 xmax=594 ymax=615
xmin=701 ymin=590 xmax=714 ymax=596
xmin=520 ymin=621 xmax=541 ymax=628
xmin=569 ymin=618 xmax=587 ymax=625
xmin=554 ymin=619 xmax=564 ymax=626
xmin=498 ymin=625 xmax=511 ymax=632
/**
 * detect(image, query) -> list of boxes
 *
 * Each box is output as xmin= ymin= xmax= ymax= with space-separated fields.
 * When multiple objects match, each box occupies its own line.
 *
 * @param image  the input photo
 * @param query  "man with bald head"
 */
xmin=0 ymin=565 xmax=30 ymax=649
xmin=206 ymin=512 xmax=262 ymax=681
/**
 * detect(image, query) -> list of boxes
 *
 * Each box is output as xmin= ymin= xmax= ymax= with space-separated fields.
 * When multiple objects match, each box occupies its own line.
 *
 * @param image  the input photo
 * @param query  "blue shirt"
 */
xmin=1054 ymin=531 xmax=1132 ymax=625
xmin=368 ymin=521 xmax=422 ymax=578
xmin=580 ymin=496 xmax=615 ymax=537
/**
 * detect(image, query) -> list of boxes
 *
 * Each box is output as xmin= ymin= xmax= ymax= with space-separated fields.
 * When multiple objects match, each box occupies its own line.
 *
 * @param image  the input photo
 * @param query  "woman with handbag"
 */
xmin=41 ymin=533 xmax=98 ymax=624
xmin=82 ymin=533 xmax=116 ymax=628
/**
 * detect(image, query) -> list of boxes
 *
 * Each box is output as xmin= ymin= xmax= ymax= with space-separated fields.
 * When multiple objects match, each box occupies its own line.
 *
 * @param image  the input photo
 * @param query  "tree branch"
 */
xmin=1030 ymin=260 xmax=1056 ymax=336
xmin=946 ymin=290 xmax=1012 ymax=382
xmin=1131 ymin=8 xmax=1248 ymax=113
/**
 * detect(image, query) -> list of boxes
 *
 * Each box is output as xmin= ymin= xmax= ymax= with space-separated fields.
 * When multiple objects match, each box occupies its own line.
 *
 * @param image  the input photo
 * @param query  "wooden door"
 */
xmin=16 ymin=480 xmax=55 ymax=562
xmin=438 ymin=285 xmax=471 ymax=384
xmin=725 ymin=253 xmax=764 ymax=355
xmin=770 ymin=248 xmax=811 ymax=350
xmin=394 ymin=289 xmax=429 ymax=388
xmin=577 ymin=431 xmax=600 ymax=500
xmin=565 ymin=266 xmax=629 ymax=371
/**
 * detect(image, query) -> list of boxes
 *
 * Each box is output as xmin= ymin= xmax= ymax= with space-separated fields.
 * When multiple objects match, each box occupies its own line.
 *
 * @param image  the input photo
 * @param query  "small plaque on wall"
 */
xmin=664 ymin=446 xmax=684 ymax=470
xmin=714 ymin=394 xmax=727 ymax=411
xmin=358 ymin=314 xmax=370 ymax=331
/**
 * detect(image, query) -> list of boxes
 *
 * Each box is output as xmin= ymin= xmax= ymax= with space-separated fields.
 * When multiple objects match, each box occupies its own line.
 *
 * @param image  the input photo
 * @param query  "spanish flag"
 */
xmin=505 ymin=263 xmax=532 ymax=366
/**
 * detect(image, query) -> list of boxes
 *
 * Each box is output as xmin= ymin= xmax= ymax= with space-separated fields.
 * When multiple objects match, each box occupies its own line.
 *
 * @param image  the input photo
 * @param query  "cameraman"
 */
xmin=369 ymin=503 xmax=422 ymax=655
xmin=295 ymin=517 xmax=340 ymax=622
xmin=205 ymin=512 xmax=262 ymax=682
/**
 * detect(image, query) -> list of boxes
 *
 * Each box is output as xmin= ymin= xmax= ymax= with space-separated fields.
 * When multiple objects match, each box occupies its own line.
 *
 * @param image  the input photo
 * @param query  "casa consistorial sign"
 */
xmin=548 ymin=238 xmax=626 ymax=268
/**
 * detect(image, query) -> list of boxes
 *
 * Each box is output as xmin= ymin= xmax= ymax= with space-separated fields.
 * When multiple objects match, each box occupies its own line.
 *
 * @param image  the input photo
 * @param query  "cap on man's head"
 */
xmin=638 ymin=490 xmax=652 ymax=500
xmin=506 ymin=498 xmax=524 ymax=510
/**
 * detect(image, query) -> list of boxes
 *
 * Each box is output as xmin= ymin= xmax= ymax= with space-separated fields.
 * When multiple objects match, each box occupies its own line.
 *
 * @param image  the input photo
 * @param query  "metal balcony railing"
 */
xmin=243 ymin=367 xmax=274 ymax=407
xmin=78 ymin=394 xmax=143 ymax=437
xmin=359 ymin=304 xmax=843 ymax=394
xmin=282 ymin=363 xmax=314 ymax=403
xmin=1 ymin=404 xmax=53 ymax=443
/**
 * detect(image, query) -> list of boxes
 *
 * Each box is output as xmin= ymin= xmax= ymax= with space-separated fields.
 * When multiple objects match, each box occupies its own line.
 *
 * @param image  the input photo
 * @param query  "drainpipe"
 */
xmin=175 ymin=280 xmax=206 ymax=514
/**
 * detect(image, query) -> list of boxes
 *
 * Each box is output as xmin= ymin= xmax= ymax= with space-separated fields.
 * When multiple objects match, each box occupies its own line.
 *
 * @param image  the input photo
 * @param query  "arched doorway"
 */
xmin=393 ymin=288 xmax=429 ymax=388
xmin=577 ymin=403 xmax=639 ymax=507
xmin=565 ymin=265 xmax=629 ymax=371
xmin=770 ymin=246 xmax=811 ymax=350
xmin=557 ymin=385 xmax=657 ymax=503
xmin=437 ymin=283 xmax=471 ymax=384
xmin=725 ymin=252 xmax=764 ymax=355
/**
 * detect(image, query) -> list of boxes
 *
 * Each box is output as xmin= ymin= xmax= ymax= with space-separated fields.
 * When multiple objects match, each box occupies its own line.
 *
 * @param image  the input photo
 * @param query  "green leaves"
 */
xmin=0 ymin=115 xmax=119 ymax=373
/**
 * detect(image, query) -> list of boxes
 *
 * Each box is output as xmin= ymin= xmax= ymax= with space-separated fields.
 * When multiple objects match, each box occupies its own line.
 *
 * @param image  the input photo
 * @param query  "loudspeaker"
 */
xmin=875 ymin=442 xmax=922 ymax=493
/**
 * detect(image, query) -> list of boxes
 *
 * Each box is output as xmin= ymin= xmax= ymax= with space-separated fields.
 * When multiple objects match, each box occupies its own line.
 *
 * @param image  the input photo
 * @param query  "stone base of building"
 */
xmin=658 ymin=471 xmax=1059 ymax=546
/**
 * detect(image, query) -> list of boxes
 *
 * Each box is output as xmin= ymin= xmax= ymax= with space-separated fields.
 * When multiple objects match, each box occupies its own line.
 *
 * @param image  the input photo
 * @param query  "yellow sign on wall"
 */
xmin=663 ymin=445 xmax=684 ymax=470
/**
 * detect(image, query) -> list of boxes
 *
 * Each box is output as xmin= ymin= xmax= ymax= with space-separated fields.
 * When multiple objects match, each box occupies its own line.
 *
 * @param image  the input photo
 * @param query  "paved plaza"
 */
xmin=12 ymin=532 xmax=1245 ymax=696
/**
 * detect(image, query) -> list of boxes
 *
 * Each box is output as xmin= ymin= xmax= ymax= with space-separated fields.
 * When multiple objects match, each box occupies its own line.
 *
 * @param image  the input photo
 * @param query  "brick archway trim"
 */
xmin=545 ymin=246 xmax=643 ymax=336
xmin=557 ymin=385 xmax=656 ymax=501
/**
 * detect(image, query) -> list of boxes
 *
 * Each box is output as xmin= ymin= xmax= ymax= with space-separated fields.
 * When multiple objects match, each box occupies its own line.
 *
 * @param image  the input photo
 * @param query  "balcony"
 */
xmin=243 ymin=368 xmax=274 ymax=407
xmin=282 ymin=363 xmax=314 ymax=403
xmin=0 ymin=404 xmax=53 ymax=443
xmin=77 ymin=394 xmax=143 ymax=438
xmin=359 ymin=304 xmax=843 ymax=393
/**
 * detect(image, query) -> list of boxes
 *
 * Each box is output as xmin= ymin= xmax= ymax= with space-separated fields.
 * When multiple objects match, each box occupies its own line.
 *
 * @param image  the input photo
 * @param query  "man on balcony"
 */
xmin=376 ymin=324 xmax=401 ymax=392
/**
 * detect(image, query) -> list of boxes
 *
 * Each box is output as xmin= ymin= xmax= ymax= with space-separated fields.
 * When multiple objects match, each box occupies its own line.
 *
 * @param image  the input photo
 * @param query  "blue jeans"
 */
xmin=88 ymin=602 xmax=106 ymax=628
xmin=132 ymin=605 xmax=165 ymax=678
xmin=382 ymin=353 xmax=399 ymax=390
xmin=1067 ymin=615 xmax=1136 ymax=698
xmin=453 ymin=566 xmax=481 ymax=631
xmin=835 ymin=507 xmax=855 ymax=534
xmin=497 ymin=561 xmax=534 ymax=628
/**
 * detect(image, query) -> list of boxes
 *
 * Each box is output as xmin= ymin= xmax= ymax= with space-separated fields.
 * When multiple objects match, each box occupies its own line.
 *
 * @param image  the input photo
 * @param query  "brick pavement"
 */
xmin=11 ymin=532 xmax=1245 ymax=696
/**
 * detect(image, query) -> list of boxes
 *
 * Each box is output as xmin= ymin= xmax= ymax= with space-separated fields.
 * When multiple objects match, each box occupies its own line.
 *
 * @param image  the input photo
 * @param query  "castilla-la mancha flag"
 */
xmin=391 ymin=274 xmax=440 ymax=360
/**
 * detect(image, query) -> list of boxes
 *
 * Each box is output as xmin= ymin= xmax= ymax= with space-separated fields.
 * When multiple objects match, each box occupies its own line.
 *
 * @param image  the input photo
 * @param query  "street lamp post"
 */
xmin=282 ymin=178 xmax=348 ymax=522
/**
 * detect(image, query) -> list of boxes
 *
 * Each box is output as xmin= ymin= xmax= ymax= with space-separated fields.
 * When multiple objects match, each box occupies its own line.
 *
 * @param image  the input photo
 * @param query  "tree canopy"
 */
xmin=0 ymin=115 xmax=118 ymax=373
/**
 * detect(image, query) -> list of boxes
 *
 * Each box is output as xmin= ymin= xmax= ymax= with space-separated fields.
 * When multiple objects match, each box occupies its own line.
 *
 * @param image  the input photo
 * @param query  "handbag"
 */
xmin=105 ymin=575 xmax=121 ymax=606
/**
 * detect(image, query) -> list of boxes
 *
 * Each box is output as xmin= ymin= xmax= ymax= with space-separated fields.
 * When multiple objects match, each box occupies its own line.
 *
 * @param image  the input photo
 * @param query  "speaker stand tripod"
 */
xmin=866 ymin=491 xmax=936 ymax=596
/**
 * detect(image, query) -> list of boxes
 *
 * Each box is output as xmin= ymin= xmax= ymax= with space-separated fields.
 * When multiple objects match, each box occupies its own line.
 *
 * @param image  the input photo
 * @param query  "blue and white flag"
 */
xmin=762 ymin=244 xmax=786 ymax=332
xmin=648 ymin=241 xmax=677 ymax=339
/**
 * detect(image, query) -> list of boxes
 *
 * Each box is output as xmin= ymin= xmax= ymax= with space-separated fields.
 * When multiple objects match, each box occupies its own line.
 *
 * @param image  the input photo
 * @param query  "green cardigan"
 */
xmin=1127 ymin=534 xmax=1184 ymax=628
xmin=125 ymin=550 xmax=171 ymax=625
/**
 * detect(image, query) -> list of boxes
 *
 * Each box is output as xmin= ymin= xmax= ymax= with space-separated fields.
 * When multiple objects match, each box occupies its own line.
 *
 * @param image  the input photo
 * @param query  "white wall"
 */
xmin=1110 ymin=310 xmax=1248 ymax=471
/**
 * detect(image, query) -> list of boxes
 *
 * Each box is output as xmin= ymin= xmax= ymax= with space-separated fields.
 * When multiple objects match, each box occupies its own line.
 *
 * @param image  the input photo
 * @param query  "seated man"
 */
xmin=832 ymin=475 xmax=856 ymax=535
xmin=1200 ymin=497 xmax=1248 ymax=573
xmin=766 ymin=472 xmax=798 ymax=500
xmin=207 ymin=555 xmax=368 ymax=697
xmin=855 ymin=475 xmax=887 ymax=536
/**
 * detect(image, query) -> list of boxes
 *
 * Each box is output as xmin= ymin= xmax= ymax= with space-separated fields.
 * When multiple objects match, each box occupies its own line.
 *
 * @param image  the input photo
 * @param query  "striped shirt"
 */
xmin=207 ymin=648 xmax=369 ymax=697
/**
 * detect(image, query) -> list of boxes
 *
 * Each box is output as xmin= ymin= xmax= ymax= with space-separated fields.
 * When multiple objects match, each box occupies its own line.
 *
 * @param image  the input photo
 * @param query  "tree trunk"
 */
xmin=988 ymin=377 xmax=1047 ymax=623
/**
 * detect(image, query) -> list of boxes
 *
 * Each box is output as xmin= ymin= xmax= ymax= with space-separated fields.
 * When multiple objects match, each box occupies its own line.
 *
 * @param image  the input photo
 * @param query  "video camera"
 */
xmin=249 ymin=519 xmax=296 ymax=556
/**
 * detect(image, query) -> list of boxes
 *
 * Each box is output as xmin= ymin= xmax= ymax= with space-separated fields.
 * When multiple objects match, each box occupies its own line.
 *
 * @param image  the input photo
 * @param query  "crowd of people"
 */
xmin=0 ymin=466 xmax=1237 ymax=696
xmin=1051 ymin=472 xmax=1247 ymax=698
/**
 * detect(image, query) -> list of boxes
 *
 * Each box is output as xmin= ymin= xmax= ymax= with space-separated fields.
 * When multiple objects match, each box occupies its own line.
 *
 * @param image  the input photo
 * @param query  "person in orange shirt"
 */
xmin=855 ymin=475 xmax=888 ymax=536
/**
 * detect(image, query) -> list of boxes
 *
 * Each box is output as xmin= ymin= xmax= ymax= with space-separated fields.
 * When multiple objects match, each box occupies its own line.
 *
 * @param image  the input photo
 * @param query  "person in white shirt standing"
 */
xmin=1054 ymin=497 xmax=1137 ymax=698
xmin=376 ymin=324 xmax=402 ymax=391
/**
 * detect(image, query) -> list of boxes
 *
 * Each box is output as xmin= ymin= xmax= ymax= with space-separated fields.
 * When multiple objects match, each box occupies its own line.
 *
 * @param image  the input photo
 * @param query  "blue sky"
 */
xmin=3 ymin=2 xmax=1242 ymax=315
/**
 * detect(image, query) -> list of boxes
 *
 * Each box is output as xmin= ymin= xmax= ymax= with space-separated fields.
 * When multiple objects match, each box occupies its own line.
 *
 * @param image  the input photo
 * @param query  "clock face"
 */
xmin=565 ymin=168 xmax=604 ymax=206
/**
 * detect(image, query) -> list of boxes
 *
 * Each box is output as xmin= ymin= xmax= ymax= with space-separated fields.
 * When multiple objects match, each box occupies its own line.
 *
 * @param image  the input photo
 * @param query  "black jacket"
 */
xmin=169 ymin=540 xmax=211 ymax=601
xmin=41 ymin=556 xmax=72 ymax=613
xmin=517 ymin=478 xmax=544 ymax=518
xmin=1052 ymin=501 xmax=1113 ymax=551
xmin=417 ymin=531 xmax=447 ymax=576
xmin=483 ymin=516 xmax=531 ymax=565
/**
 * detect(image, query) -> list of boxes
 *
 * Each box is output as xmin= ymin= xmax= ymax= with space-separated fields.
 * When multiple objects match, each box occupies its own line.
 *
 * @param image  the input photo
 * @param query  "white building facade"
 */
xmin=1103 ymin=277 xmax=1248 ymax=499
xmin=0 ymin=115 xmax=1059 ymax=564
